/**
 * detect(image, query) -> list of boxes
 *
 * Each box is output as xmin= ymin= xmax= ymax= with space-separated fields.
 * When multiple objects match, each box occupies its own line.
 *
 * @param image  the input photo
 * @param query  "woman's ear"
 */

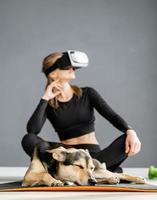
xmin=48 ymin=70 xmax=58 ymax=80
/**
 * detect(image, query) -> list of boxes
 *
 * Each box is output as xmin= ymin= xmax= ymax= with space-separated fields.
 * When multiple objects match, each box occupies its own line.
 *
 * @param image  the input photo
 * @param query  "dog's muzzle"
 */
xmin=88 ymin=178 xmax=97 ymax=186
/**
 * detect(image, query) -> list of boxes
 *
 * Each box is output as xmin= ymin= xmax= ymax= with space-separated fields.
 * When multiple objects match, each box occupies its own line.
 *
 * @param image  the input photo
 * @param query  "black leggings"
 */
xmin=21 ymin=133 xmax=128 ymax=172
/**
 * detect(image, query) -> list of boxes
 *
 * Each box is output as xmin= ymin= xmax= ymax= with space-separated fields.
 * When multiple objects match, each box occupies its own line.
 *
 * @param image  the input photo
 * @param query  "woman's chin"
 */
xmin=68 ymin=75 xmax=76 ymax=80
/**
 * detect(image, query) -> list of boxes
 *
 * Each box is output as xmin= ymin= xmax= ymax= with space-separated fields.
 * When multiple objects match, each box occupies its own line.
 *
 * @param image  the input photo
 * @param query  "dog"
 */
xmin=22 ymin=141 xmax=146 ymax=187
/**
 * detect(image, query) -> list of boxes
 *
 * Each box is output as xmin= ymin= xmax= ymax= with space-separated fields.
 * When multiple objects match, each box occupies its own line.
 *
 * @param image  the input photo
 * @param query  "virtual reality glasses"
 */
xmin=44 ymin=50 xmax=89 ymax=76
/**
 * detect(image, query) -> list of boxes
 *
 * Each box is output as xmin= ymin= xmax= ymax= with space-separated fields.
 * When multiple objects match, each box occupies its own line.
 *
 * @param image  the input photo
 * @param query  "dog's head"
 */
xmin=47 ymin=146 xmax=96 ymax=185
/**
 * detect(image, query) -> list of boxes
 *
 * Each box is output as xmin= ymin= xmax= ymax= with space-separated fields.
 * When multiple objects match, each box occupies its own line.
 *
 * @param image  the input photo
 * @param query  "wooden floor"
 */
xmin=0 ymin=167 xmax=157 ymax=200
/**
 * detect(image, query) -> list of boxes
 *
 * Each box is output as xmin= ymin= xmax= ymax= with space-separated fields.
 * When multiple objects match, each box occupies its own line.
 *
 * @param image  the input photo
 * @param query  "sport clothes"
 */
xmin=21 ymin=133 xmax=128 ymax=172
xmin=26 ymin=87 xmax=132 ymax=140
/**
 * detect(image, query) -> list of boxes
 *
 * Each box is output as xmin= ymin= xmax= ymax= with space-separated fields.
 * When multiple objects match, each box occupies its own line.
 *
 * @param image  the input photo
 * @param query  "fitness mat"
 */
xmin=0 ymin=181 xmax=157 ymax=192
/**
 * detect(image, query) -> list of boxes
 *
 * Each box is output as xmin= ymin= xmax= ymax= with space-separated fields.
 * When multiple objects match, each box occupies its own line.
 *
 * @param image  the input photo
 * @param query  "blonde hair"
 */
xmin=42 ymin=52 xmax=83 ymax=109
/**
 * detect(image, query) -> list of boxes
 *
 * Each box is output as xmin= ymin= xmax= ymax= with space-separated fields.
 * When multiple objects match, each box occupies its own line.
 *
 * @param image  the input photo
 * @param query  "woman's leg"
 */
xmin=91 ymin=134 xmax=128 ymax=172
xmin=21 ymin=133 xmax=45 ymax=157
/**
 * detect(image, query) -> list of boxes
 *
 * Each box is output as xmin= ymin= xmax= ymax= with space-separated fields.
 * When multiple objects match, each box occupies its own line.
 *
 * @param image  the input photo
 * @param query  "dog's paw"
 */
xmin=133 ymin=176 xmax=146 ymax=184
xmin=64 ymin=181 xmax=76 ymax=186
xmin=108 ymin=176 xmax=120 ymax=184
xmin=21 ymin=181 xmax=28 ymax=187
xmin=51 ymin=179 xmax=64 ymax=187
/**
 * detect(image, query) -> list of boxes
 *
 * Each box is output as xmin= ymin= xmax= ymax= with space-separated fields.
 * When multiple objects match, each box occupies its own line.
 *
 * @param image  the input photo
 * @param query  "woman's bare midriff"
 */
xmin=61 ymin=131 xmax=99 ymax=145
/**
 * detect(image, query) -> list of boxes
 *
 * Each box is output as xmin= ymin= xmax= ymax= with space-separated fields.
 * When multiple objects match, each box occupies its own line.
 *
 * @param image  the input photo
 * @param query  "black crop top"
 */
xmin=26 ymin=87 xmax=132 ymax=140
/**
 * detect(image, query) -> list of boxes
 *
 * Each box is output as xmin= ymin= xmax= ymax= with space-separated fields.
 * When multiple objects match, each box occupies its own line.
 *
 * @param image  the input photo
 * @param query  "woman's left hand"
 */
xmin=125 ymin=129 xmax=141 ymax=156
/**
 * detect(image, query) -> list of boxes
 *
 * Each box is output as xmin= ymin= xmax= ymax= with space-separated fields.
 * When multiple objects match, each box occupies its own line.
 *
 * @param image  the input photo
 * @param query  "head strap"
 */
xmin=44 ymin=52 xmax=71 ymax=76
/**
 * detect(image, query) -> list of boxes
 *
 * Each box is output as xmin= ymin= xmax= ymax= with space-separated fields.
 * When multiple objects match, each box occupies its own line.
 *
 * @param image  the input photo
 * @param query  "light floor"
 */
xmin=0 ymin=167 xmax=157 ymax=200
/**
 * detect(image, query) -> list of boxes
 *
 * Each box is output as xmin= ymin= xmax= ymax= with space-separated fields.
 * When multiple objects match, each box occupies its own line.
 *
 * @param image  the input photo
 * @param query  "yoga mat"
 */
xmin=0 ymin=181 xmax=157 ymax=192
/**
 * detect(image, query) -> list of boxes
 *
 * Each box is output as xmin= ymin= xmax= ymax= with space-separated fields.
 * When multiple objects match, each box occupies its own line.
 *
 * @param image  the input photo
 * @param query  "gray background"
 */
xmin=0 ymin=0 xmax=156 ymax=167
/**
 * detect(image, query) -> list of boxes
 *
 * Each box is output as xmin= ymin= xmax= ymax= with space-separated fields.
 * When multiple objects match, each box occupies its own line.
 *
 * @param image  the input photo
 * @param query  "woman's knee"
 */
xmin=21 ymin=133 xmax=43 ymax=155
xmin=21 ymin=133 xmax=35 ymax=148
xmin=112 ymin=134 xmax=126 ymax=148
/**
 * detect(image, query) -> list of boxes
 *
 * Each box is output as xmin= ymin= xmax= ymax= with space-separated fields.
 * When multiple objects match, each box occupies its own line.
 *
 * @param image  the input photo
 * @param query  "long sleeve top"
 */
xmin=26 ymin=87 xmax=132 ymax=140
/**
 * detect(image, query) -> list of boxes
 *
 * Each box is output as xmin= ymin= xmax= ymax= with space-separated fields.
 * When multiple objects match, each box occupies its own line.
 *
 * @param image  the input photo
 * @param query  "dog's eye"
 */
xmin=74 ymin=164 xmax=84 ymax=169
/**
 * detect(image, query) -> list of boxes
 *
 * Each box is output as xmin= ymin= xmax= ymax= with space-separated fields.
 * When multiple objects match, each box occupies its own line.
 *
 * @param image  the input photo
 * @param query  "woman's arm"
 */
xmin=87 ymin=87 xmax=141 ymax=155
xmin=27 ymin=80 xmax=62 ymax=135
xmin=88 ymin=87 xmax=133 ymax=133
xmin=26 ymin=98 xmax=48 ymax=135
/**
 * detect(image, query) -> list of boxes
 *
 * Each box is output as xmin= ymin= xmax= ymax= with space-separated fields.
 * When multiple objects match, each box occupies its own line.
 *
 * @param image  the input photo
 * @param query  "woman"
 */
xmin=21 ymin=51 xmax=141 ymax=173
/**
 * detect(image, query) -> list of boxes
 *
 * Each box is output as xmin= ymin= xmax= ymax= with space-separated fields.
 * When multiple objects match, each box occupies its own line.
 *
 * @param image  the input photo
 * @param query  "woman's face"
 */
xmin=49 ymin=66 xmax=76 ymax=82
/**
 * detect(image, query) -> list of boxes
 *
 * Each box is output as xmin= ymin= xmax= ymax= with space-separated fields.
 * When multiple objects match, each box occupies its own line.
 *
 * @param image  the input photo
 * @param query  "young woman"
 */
xmin=21 ymin=51 xmax=141 ymax=172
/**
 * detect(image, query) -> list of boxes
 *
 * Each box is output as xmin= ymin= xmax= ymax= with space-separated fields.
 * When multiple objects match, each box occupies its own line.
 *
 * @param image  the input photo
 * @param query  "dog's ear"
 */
xmin=46 ymin=146 xmax=67 ymax=162
xmin=92 ymin=158 xmax=106 ymax=169
xmin=52 ymin=151 xmax=66 ymax=162
xmin=84 ymin=149 xmax=90 ymax=156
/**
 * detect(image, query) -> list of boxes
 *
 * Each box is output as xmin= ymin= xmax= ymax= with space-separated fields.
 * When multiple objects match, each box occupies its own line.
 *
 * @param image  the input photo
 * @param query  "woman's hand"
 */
xmin=42 ymin=79 xmax=62 ymax=101
xmin=125 ymin=129 xmax=141 ymax=156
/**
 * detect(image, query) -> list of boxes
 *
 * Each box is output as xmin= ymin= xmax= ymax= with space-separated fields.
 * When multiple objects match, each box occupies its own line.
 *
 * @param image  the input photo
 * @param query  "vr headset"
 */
xmin=44 ymin=50 xmax=89 ymax=76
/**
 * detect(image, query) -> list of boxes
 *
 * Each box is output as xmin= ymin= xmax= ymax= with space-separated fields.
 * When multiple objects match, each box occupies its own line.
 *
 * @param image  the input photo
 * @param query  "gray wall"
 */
xmin=0 ymin=0 xmax=157 ymax=167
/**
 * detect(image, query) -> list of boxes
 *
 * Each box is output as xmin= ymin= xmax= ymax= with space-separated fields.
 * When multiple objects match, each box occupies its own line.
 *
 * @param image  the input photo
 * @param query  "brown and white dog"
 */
xmin=22 ymin=142 xmax=146 ymax=187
